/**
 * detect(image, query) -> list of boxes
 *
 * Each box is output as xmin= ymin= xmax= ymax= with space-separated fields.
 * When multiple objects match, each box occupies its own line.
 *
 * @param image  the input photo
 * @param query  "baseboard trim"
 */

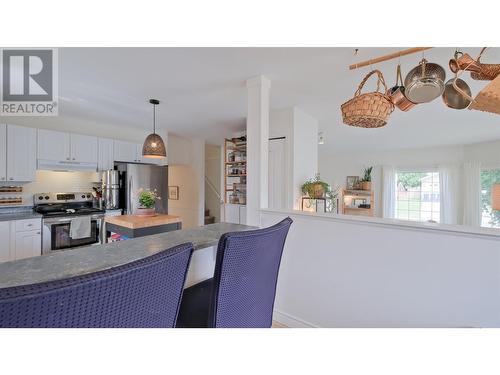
xmin=273 ymin=309 xmax=319 ymax=328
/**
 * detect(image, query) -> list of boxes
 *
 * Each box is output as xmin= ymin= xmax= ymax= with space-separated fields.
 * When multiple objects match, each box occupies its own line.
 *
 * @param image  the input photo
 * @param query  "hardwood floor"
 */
xmin=272 ymin=320 xmax=288 ymax=328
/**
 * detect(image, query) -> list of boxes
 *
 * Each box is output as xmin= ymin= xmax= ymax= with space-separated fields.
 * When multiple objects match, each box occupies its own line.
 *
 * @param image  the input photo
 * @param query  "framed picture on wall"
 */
xmin=168 ymin=186 xmax=179 ymax=200
xmin=346 ymin=176 xmax=359 ymax=190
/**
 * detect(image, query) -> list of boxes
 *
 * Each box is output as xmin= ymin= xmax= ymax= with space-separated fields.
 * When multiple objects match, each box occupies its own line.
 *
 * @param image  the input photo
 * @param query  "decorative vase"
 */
xmin=136 ymin=208 xmax=156 ymax=217
xmin=311 ymin=183 xmax=325 ymax=198
xmin=361 ymin=181 xmax=371 ymax=191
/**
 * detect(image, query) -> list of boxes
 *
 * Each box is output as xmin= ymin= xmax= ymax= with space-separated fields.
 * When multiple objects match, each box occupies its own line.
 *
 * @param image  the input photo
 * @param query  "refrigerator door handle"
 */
xmin=128 ymin=175 xmax=132 ymax=214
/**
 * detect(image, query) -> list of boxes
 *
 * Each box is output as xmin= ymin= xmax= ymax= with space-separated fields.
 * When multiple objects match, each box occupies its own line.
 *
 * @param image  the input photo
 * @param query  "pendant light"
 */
xmin=142 ymin=99 xmax=166 ymax=158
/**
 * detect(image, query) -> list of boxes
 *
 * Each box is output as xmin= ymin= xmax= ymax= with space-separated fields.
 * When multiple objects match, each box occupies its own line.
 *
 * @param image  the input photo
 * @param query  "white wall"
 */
xmin=262 ymin=209 xmax=500 ymax=328
xmin=5 ymin=170 xmax=100 ymax=206
xmin=205 ymin=144 xmax=221 ymax=222
xmin=270 ymin=107 xmax=318 ymax=210
xmin=292 ymin=108 xmax=319 ymax=209
xmin=167 ymin=134 xmax=205 ymax=229
xmin=319 ymin=140 xmax=500 ymax=219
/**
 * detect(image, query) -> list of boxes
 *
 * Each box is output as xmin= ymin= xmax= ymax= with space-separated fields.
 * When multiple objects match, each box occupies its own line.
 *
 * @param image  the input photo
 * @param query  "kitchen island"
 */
xmin=0 ymin=223 xmax=256 ymax=290
xmin=105 ymin=214 xmax=182 ymax=238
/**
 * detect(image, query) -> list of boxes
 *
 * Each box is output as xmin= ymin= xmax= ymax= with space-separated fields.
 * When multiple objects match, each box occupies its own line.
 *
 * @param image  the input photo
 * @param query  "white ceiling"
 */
xmin=18 ymin=47 xmax=500 ymax=151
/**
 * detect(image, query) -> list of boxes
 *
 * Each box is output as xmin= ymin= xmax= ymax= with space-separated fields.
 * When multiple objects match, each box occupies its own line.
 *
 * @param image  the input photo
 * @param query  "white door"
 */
xmin=12 ymin=230 xmax=42 ymax=260
xmin=38 ymin=129 xmax=70 ymax=161
xmin=0 ymin=221 xmax=10 ymax=262
xmin=0 ymin=124 xmax=6 ymax=182
xmin=114 ymin=140 xmax=138 ymax=163
xmin=70 ymin=134 xmax=98 ymax=163
xmin=98 ymin=138 xmax=114 ymax=171
xmin=268 ymin=138 xmax=287 ymax=210
xmin=6 ymin=124 xmax=37 ymax=182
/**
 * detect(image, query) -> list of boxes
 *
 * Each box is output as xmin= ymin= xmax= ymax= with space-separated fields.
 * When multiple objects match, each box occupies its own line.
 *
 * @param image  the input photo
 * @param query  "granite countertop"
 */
xmin=105 ymin=214 xmax=182 ymax=229
xmin=0 ymin=223 xmax=256 ymax=289
xmin=0 ymin=208 xmax=42 ymax=222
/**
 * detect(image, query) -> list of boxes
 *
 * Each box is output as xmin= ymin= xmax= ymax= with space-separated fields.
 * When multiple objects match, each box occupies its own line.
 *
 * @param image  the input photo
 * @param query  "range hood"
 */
xmin=37 ymin=159 xmax=98 ymax=172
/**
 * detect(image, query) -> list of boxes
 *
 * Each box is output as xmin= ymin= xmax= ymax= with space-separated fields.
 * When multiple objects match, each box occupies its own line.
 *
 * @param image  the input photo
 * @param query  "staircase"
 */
xmin=204 ymin=209 xmax=215 ymax=225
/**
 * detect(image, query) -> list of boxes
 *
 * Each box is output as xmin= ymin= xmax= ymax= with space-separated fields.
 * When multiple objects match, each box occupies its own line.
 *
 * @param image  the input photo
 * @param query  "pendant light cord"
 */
xmin=153 ymin=103 xmax=156 ymax=134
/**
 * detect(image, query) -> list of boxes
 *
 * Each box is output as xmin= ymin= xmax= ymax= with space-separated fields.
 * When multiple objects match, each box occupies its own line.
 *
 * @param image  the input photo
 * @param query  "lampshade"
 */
xmin=142 ymin=99 xmax=166 ymax=158
xmin=142 ymin=133 xmax=166 ymax=158
xmin=492 ymin=184 xmax=500 ymax=211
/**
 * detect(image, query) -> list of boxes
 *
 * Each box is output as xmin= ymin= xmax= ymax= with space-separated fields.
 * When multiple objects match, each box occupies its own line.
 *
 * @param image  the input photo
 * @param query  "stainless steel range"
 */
xmin=34 ymin=192 xmax=105 ymax=254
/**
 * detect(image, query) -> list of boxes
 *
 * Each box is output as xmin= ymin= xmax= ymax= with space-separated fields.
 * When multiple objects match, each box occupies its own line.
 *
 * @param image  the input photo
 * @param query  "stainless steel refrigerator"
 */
xmin=115 ymin=163 xmax=168 ymax=214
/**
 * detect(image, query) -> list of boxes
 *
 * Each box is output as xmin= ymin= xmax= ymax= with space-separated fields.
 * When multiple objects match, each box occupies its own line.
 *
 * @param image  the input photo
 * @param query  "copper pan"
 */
xmin=387 ymin=64 xmax=416 ymax=111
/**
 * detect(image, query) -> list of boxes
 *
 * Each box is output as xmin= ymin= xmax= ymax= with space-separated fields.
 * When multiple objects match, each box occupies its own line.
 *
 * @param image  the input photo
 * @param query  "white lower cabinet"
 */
xmin=12 ymin=229 xmax=42 ymax=260
xmin=0 ymin=219 xmax=42 ymax=263
xmin=239 ymin=206 xmax=247 ymax=225
xmin=224 ymin=204 xmax=246 ymax=224
xmin=0 ymin=221 xmax=10 ymax=262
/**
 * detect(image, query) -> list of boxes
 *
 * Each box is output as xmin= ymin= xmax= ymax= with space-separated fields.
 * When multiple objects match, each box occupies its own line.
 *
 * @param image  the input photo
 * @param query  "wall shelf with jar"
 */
xmin=224 ymin=137 xmax=247 ymax=205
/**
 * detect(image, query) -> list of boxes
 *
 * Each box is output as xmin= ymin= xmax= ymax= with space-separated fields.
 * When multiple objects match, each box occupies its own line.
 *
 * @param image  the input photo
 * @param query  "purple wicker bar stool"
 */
xmin=177 ymin=217 xmax=292 ymax=328
xmin=0 ymin=243 xmax=194 ymax=328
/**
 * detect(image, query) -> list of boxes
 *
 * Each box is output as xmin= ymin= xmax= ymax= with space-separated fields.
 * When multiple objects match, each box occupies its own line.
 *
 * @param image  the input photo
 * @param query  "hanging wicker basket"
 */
xmin=341 ymin=69 xmax=395 ymax=128
xmin=469 ymin=74 xmax=500 ymax=115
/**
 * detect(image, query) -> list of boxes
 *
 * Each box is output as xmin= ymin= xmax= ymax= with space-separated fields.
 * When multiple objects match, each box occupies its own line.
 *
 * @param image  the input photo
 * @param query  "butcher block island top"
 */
xmin=105 ymin=214 xmax=182 ymax=229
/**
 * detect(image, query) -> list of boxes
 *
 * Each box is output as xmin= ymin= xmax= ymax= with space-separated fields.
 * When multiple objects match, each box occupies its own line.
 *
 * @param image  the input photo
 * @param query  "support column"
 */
xmin=191 ymin=138 xmax=205 ymax=227
xmin=246 ymin=75 xmax=271 ymax=226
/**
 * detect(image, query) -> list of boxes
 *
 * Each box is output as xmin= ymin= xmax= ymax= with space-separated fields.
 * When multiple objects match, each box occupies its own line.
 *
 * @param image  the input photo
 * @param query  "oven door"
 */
xmin=42 ymin=216 xmax=102 ymax=254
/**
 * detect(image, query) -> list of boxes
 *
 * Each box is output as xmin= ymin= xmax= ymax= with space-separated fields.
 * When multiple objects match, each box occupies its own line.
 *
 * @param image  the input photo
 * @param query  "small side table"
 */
xmin=301 ymin=197 xmax=327 ymax=213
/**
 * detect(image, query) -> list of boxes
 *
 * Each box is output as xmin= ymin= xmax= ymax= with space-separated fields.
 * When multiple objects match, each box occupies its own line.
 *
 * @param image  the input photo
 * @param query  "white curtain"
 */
xmin=382 ymin=166 xmax=396 ymax=219
xmin=462 ymin=161 xmax=482 ymax=226
xmin=439 ymin=164 xmax=459 ymax=225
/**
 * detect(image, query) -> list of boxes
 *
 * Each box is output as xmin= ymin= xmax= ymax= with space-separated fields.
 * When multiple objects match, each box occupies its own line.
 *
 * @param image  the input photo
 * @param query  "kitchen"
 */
xmin=0 ymin=122 xmax=183 ymax=263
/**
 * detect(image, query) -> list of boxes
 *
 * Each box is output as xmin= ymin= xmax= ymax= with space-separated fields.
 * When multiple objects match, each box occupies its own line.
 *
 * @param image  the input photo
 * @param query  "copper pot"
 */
xmin=388 ymin=64 xmax=416 ymax=111
xmin=442 ymin=78 xmax=472 ymax=110
xmin=449 ymin=53 xmax=482 ymax=74
xmin=449 ymin=51 xmax=500 ymax=81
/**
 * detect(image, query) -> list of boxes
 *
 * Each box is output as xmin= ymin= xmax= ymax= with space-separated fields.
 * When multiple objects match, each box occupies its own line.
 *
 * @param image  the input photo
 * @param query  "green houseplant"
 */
xmin=301 ymin=173 xmax=339 ymax=212
xmin=137 ymin=188 xmax=161 ymax=216
xmin=361 ymin=166 xmax=373 ymax=191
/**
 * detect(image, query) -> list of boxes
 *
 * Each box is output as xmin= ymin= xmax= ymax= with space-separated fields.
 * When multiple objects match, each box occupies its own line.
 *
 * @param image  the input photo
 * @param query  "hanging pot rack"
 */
xmin=349 ymin=47 xmax=433 ymax=70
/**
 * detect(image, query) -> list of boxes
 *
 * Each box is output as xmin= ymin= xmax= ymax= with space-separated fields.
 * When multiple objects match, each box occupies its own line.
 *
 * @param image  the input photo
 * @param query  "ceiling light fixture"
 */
xmin=142 ymin=99 xmax=166 ymax=158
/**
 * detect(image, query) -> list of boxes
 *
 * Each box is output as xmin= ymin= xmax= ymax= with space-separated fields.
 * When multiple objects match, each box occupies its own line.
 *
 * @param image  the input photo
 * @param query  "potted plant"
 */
xmin=360 ymin=166 xmax=373 ymax=191
xmin=137 ymin=188 xmax=161 ymax=216
xmin=301 ymin=173 xmax=329 ymax=199
xmin=301 ymin=174 xmax=339 ymax=212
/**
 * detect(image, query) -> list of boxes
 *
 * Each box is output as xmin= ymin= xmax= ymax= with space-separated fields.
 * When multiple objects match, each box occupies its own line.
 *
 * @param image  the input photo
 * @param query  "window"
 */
xmin=395 ymin=171 xmax=440 ymax=223
xmin=480 ymin=168 xmax=500 ymax=228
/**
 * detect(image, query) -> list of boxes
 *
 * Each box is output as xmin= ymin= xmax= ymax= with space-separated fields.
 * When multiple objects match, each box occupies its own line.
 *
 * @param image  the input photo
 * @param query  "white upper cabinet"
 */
xmin=135 ymin=143 xmax=145 ymax=164
xmin=37 ymin=129 xmax=98 ymax=166
xmin=6 ymin=125 xmax=37 ymax=182
xmin=0 ymin=124 xmax=6 ymax=181
xmin=98 ymin=138 xmax=114 ymax=171
xmin=114 ymin=140 xmax=139 ymax=163
xmin=37 ymin=129 xmax=71 ymax=161
xmin=70 ymin=134 xmax=98 ymax=163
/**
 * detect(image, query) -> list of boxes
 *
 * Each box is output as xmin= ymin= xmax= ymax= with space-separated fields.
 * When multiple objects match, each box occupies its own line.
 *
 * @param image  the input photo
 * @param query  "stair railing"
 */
xmin=205 ymin=176 xmax=225 ymax=222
